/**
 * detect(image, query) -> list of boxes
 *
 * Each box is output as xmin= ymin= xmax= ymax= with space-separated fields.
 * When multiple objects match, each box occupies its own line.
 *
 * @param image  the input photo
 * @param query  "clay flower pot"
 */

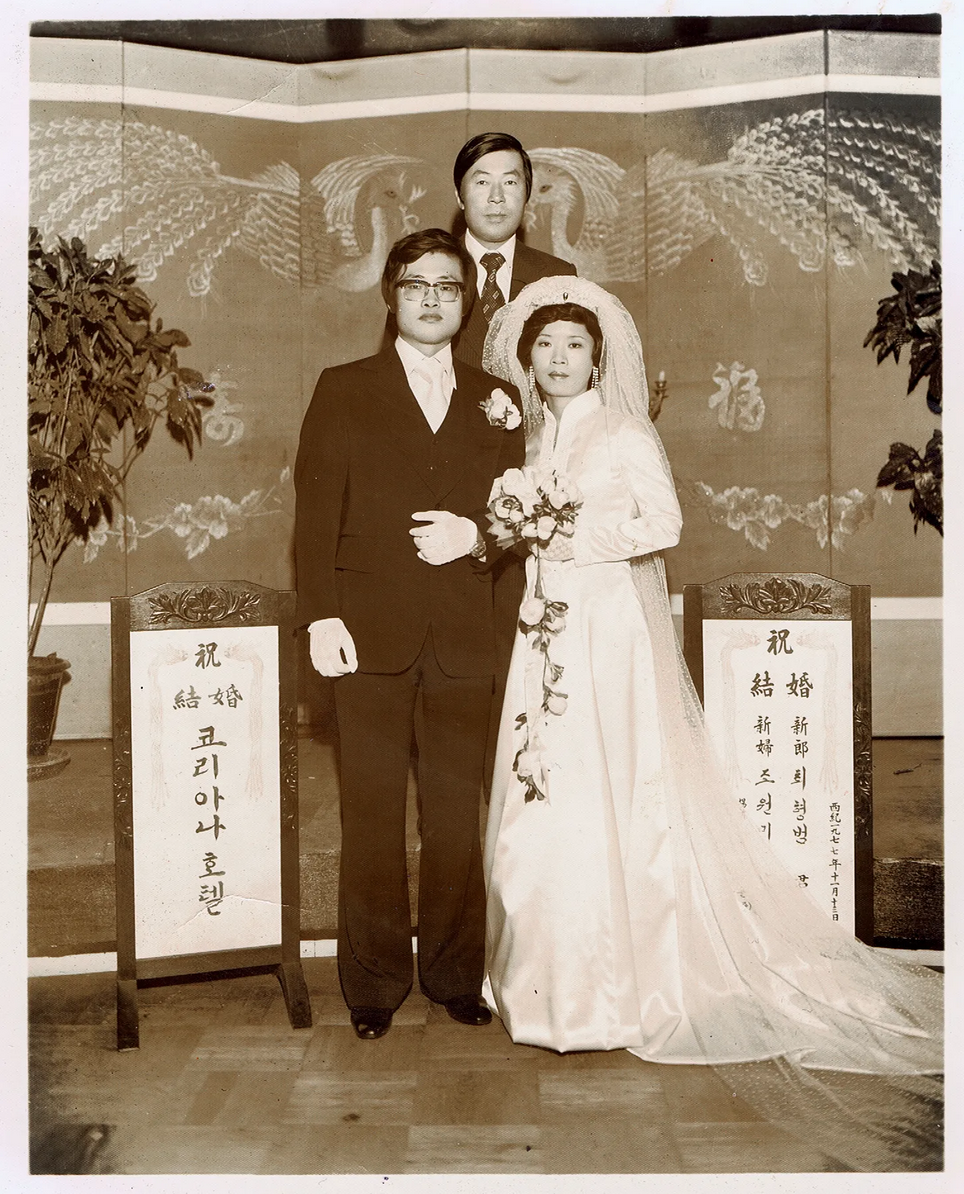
xmin=27 ymin=652 xmax=71 ymax=780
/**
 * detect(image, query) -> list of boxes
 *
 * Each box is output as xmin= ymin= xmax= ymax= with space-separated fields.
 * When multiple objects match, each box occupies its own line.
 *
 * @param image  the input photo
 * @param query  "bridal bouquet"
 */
xmin=486 ymin=467 xmax=583 ymax=802
xmin=485 ymin=467 xmax=582 ymax=552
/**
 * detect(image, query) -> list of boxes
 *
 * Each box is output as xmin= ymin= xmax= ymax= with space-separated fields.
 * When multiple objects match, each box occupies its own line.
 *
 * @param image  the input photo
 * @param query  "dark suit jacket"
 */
xmin=294 ymin=346 xmax=525 ymax=676
xmin=452 ymin=240 xmax=576 ymax=371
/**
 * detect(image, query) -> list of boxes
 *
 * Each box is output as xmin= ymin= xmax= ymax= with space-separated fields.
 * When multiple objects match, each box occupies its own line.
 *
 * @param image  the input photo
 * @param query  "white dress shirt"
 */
xmin=465 ymin=229 xmax=516 ymax=301
xmin=395 ymin=337 xmax=455 ymax=433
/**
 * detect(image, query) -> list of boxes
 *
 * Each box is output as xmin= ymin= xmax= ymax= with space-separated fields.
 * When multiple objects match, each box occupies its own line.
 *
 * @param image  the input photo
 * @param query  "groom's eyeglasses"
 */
xmin=396 ymin=279 xmax=465 ymax=302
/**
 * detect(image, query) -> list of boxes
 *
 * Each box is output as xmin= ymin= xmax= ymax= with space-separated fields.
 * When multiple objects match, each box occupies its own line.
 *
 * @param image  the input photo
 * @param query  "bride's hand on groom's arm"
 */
xmin=308 ymin=618 xmax=358 ymax=676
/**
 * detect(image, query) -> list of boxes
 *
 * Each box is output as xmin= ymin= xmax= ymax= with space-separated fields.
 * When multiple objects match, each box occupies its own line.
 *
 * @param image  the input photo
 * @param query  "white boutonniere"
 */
xmin=479 ymin=388 xmax=521 ymax=430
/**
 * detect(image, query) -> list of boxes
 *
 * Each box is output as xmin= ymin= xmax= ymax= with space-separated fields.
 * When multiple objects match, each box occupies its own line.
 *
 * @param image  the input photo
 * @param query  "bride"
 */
xmin=480 ymin=276 xmax=942 ymax=1172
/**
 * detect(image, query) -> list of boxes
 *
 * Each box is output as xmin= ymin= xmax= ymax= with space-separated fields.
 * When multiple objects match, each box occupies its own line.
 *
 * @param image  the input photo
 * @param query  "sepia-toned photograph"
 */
xmin=19 ymin=4 xmax=946 ymax=1185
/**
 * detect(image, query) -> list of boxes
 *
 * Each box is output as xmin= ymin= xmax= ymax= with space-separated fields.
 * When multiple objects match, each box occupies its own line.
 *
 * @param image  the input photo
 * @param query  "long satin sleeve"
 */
xmin=571 ymin=417 xmax=682 ymax=566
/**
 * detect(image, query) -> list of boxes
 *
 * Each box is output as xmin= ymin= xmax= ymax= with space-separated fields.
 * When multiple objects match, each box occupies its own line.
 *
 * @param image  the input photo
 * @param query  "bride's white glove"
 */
xmin=410 ymin=510 xmax=480 ymax=565
xmin=538 ymin=531 xmax=575 ymax=562
xmin=308 ymin=618 xmax=358 ymax=676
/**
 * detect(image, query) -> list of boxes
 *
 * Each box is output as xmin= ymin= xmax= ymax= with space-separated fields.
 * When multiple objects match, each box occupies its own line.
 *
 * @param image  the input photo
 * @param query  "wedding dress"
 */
xmin=483 ymin=388 xmax=696 ymax=1055
xmin=480 ymin=276 xmax=943 ymax=1172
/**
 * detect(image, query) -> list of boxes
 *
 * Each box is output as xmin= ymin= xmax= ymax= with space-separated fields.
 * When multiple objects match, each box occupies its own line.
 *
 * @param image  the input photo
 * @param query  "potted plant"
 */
xmin=28 ymin=228 xmax=211 ymax=777
xmin=864 ymin=260 xmax=942 ymax=536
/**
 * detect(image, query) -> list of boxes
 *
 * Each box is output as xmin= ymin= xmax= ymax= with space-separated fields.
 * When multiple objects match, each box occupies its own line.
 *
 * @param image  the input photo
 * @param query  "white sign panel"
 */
xmin=701 ymin=619 xmax=855 ymax=928
xmin=129 ymin=625 xmax=282 ymax=959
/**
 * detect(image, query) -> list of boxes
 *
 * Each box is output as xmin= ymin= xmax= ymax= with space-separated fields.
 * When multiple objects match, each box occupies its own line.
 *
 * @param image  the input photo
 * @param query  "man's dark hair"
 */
xmin=381 ymin=228 xmax=477 ymax=315
xmin=454 ymin=132 xmax=533 ymax=201
xmin=517 ymin=302 xmax=604 ymax=369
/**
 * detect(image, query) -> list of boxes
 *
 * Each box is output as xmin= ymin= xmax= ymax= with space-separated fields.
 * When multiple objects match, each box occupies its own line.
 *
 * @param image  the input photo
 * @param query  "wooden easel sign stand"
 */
xmin=683 ymin=573 xmax=873 ymax=943
xmin=111 ymin=581 xmax=311 ymax=1049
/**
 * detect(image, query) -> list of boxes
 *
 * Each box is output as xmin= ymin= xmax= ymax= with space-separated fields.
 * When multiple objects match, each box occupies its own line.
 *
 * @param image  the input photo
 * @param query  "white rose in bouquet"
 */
xmin=519 ymin=597 xmax=547 ymax=627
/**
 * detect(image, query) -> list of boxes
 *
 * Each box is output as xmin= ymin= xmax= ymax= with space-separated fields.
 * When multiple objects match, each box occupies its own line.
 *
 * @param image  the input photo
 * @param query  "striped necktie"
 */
xmin=480 ymin=252 xmax=506 ymax=323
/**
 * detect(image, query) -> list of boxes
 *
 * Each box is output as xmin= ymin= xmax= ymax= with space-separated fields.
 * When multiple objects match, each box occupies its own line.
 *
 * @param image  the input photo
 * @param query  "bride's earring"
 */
xmin=591 ymin=365 xmax=600 ymax=390
xmin=528 ymin=364 xmax=536 ymax=395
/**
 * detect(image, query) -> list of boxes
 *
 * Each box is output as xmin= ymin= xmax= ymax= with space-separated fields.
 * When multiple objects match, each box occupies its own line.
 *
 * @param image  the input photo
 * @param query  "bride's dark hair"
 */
xmin=516 ymin=302 xmax=603 ymax=369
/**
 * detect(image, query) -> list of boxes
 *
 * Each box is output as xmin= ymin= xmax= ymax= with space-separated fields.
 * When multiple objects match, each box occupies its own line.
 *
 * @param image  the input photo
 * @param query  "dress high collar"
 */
xmin=542 ymin=388 xmax=601 ymax=431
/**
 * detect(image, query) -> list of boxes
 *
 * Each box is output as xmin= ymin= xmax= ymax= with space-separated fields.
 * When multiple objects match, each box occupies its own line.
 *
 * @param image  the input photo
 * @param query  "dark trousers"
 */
xmin=333 ymin=633 xmax=492 ymax=1011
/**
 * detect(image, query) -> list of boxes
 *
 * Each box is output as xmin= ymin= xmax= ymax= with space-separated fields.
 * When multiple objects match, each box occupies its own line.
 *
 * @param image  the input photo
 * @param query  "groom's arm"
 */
xmin=294 ymin=368 xmax=350 ymax=627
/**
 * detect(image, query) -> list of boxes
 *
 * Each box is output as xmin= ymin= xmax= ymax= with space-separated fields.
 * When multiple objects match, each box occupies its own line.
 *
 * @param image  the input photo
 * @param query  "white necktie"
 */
xmin=415 ymin=357 xmax=449 ymax=433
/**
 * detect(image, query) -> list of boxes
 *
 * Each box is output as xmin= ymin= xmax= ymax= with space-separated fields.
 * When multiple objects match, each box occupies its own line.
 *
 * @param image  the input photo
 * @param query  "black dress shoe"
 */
xmin=350 ymin=1007 xmax=393 ymax=1039
xmin=443 ymin=994 xmax=492 ymax=1026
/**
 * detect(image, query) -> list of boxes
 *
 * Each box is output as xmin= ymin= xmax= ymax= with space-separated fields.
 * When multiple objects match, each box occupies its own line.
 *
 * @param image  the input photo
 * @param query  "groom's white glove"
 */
xmin=308 ymin=618 xmax=358 ymax=676
xmin=410 ymin=510 xmax=481 ymax=565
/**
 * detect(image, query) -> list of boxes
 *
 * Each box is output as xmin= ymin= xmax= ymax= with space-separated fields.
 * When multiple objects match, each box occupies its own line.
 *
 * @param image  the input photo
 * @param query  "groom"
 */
xmin=295 ymin=228 xmax=524 ymax=1040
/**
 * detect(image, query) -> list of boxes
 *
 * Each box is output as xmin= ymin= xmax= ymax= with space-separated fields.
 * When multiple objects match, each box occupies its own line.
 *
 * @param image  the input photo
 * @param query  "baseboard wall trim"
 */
xmin=28 ymin=941 xmax=942 ymax=979
xmin=30 ymin=952 xmax=119 ymax=978
xmin=36 ymin=597 xmax=942 ymax=625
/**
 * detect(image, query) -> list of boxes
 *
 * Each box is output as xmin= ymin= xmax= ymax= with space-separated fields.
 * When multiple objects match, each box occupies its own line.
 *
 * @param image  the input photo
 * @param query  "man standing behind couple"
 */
xmin=450 ymin=132 xmax=576 ymax=784
xmin=451 ymin=131 xmax=576 ymax=372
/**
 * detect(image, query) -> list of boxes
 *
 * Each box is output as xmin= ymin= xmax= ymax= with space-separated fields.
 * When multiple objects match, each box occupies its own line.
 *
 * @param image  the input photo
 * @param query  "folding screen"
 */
xmin=29 ymin=30 xmax=940 ymax=735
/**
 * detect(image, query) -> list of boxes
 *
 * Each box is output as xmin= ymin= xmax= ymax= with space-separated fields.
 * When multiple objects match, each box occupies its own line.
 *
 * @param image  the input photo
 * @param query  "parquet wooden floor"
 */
xmin=29 ymin=957 xmax=853 ymax=1176
xmin=26 ymin=738 xmax=942 ymax=1176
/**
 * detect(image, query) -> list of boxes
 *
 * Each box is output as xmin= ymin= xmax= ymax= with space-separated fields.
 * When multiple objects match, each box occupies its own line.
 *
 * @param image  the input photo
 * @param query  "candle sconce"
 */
xmin=649 ymin=370 xmax=668 ymax=421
